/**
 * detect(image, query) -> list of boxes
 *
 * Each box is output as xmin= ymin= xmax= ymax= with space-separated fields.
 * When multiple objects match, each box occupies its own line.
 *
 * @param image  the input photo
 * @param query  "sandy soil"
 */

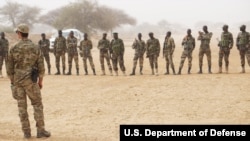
xmin=0 ymin=33 xmax=249 ymax=141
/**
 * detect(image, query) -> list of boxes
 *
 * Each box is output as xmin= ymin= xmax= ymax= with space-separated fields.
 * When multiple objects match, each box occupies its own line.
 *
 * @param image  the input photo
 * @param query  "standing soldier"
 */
xmin=66 ymin=31 xmax=79 ymax=75
xmin=97 ymin=33 xmax=113 ymax=75
xmin=163 ymin=31 xmax=176 ymax=75
xmin=54 ymin=30 xmax=67 ymax=75
xmin=38 ymin=33 xmax=51 ymax=75
xmin=146 ymin=32 xmax=160 ymax=75
xmin=79 ymin=33 xmax=96 ymax=75
xmin=130 ymin=33 xmax=146 ymax=75
xmin=110 ymin=32 xmax=126 ymax=76
xmin=236 ymin=25 xmax=250 ymax=73
xmin=197 ymin=26 xmax=213 ymax=74
xmin=177 ymin=29 xmax=195 ymax=75
xmin=7 ymin=24 xmax=50 ymax=139
xmin=217 ymin=25 xmax=234 ymax=73
xmin=0 ymin=32 xmax=9 ymax=78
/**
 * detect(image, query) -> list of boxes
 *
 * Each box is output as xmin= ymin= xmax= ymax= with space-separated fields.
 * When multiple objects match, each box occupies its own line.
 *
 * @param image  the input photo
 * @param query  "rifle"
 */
xmin=31 ymin=67 xmax=39 ymax=83
xmin=216 ymin=38 xmax=222 ymax=49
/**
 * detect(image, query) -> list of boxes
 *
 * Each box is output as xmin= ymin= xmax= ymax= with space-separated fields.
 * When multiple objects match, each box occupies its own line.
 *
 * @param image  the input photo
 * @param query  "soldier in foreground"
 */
xmin=177 ymin=29 xmax=195 ymax=75
xmin=197 ymin=26 xmax=213 ymax=74
xmin=79 ymin=33 xmax=96 ymax=75
xmin=0 ymin=32 xmax=9 ymax=78
xmin=130 ymin=33 xmax=146 ymax=75
xmin=217 ymin=25 xmax=234 ymax=73
xmin=146 ymin=32 xmax=160 ymax=76
xmin=97 ymin=33 xmax=113 ymax=75
xmin=38 ymin=33 xmax=51 ymax=75
xmin=236 ymin=25 xmax=250 ymax=73
xmin=66 ymin=31 xmax=79 ymax=75
xmin=110 ymin=32 xmax=126 ymax=76
xmin=163 ymin=31 xmax=176 ymax=75
xmin=54 ymin=30 xmax=67 ymax=75
xmin=7 ymin=24 xmax=50 ymax=139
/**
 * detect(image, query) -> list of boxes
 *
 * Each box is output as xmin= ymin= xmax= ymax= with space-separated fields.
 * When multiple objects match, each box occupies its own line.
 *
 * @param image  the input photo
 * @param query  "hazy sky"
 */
xmin=1 ymin=0 xmax=250 ymax=27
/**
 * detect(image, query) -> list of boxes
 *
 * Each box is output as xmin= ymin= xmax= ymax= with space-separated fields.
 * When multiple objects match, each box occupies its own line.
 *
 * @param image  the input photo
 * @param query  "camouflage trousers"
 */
xmin=132 ymin=54 xmax=144 ymax=69
xmin=83 ymin=55 xmax=95 ymax=70
xmin=12 ymin=83 xmax=45 ymax=133
xmin=218 ymin=47 xmax=230 ymax=67
xmin=100 ymin=52 xmax=112 ymax=71
xmin=0 ymin=55 xmax=7 ymax=70
xmin=148 ymin=54 xmax=158 ymax=69
xmin=164 ymin=51 xmax=175 ymax=69
xmin=179 ymin=49 xmax=193 ymax=69
xmin=112 ymin=55 xmax=126 ymax=71
xmin=199 ymin=47 xmax=211 ymax=67
xmin=68 ymin=53 xmax=79 ymax=69
xmin=55 ymin=52 xmax=66 ymax=69
xmin=43 ymin=54 xmax=51 ymax=70
xmin=238 ymin=46 xmax=250 ymax=67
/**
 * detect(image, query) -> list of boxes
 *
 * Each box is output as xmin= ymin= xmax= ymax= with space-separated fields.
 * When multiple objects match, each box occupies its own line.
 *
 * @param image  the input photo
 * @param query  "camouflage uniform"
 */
xmin=163 ymin=37 xmax=176 ymax=74
xmin=54 ymin=36 xmax=67 ymax=74
xmin=79 ymin=39 xmax=95 ymax=75
xmin=66 ymin=36 xmax=79 ymax=75
xmin=38 ymin=38 xmax=51 ymax=74
xmin=236 ymin=31 xmax=250 ymax=72
xmin=7 ymin=39 xmax=47 ymax=137
xmin=197 ymin=32 xmax=213 ymax=73
xmin=130 ymin=39 xmax=146 ymax=75
xmin=178 ymin=35 xmax=195 ymax=74
xmin=146 ymin=38 xmax=160 ymax=75
xmin=97 ymin=38 xmax=112 ymax=75
xmin=0 ymin=37 xmax=9 ymax=77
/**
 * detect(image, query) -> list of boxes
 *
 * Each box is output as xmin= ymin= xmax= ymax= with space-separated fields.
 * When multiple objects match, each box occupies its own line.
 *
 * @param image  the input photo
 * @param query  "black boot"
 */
xmin=198 ymin=65 xmax=202 ymax=74
xmin=55 ymin=67 xmax=60 ymax=75
xmin=177 ymin=68 xmax=182 ymax=75
xmin=164 ymin=65 xmax=169 ymax=75
xmin=140 ymin=66 xmax=143 ymax=75
xmin=172 ymin=67 xmax=176 ymax=75
xmin=208 ymin=65 xmax=212 ymax=74
xmin=66 ymin=67 xmax=72 ymax=75
xmin=188 ymin=67 xmax=191 ymax=74
xmin=130 ymin=67 xmax=136 ymax=76
xmin=84 ymin=68 xmax=88 ymax=75
xmin=93 ymin=68 xmax=96 ymax=75
xmin=76 ymin=68 xmax=79 ymax=75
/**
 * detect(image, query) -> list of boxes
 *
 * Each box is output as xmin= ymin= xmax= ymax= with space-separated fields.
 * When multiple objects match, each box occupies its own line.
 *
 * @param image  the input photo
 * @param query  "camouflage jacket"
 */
xmin=98 ymin=39 xmax=110 ymax=54
xmin=163 ymin=37 xmax=175 ymax=52
xmin=67 ymin=36 xmax=78 ymax=55
xmin=110 ymin=38 xmax=124 ymax=55
xmin=146 ymin=38 xmax=160 ymax=56
xmin=219 ymin=32 xmax=233 ymax=48
xmin=80 ymin=39 xmax=93 ymax=57
xmin=197 ymin=32 xmax=212 ymax=48
xmin=0 ymin=38 xmax=9 ymax=56
xmin=182 ymin=35 xmax=195 ymax=50
xmin=132 ymin=39 xmax=146 ymax=56
xmin=236 ymin=31 xmax=250 ymax=46
xmin=38 ymin=39 xmax=50 ymax=55
xmin=7 ymin=39 xmax=45 ymax=85
xmin=54 ymin=36 xmax=67 ymax=52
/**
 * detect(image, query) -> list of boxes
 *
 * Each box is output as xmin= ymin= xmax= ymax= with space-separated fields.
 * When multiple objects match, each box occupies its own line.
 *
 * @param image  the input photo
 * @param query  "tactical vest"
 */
xmin=147 ymin=39 xmax=159 ymax=53
xmin=238 ymin=32 xmax=249 ymax=45
xmin=221 ymin=32 xmax=232 ymax=47
xmin=183 ymin=36 xmax=194 ymax=49
xmin=55 ymin=37 xmax=66 ymax=51
xmin=111 ymin=39 xmax=123 ymax=54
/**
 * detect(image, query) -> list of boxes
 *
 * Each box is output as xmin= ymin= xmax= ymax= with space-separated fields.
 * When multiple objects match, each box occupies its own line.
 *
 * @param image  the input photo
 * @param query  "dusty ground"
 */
xmin=0 ymin=33 xmax=249 ymax=141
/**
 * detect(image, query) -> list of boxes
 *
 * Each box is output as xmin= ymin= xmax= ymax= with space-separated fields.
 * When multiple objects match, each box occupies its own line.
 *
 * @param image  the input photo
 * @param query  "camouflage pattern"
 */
xmin=79 ymin=39 xmax=95 ymax=69
xmin=110 ymin=38 xmax=126 ymax=71
xmin=0 ymin=38 xmax=9 ymax=70
xmin=6 ymin=39 xmax=46 ymax=134
xmin=132 ymin=39 xmax=146 ymax=68
xmin=54 ymin=36 xmax=67 ymax=70
xmin=163 ymin=37 xmax=175 ymax=69
xmin=38 ymin=39 xmax=51 ymax=71
xmin=67 ymin=36 xmax=79 ymax=69
xmin=97 ymin=38 xmax=112 ymax=71
xmin=218 ymin=32 xmax=233 ymax=67
xmin=146 ymin=38 xmax=160 ymax=70
xmin=236 ymin=31 xmax=250 ymax=67
xmin=179 ymin=35 xmax=195 ymax=69
xmin=197 ymin=32 xmax=212 ymax=67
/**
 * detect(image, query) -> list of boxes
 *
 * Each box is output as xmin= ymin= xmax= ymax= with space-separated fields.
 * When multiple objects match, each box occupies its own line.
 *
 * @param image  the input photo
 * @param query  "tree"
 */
xmin=0 ymin=1 xmax=40 ymax=28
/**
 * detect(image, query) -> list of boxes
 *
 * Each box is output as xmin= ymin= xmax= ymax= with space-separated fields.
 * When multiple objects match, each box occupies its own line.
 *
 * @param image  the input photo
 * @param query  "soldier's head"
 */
xmin=223 ymin=25 xmax=228 ymax=32
xmin=203 ymin=25 xmax=208 ymax=33
xmin=41 ymin=33 xmax=45 ymax=39
xmin=15 ymin=23 xmax=29 ymax=39
xmin=167 ymin=31 xmax=171 ymax=37
xmin=69 ymin=31 xmax=74 ymax=38
xmin=187 ymin=29 xmax=191 ymax=35
xmin=102 ymin=33 xmax=107 ymax=39
xmin=0 ymin=32 xmax=5 ymax=39
xmin=240 ymin=25 xmax=246 ymax=32
xmin=58 ymin=30 xmax=62 ymax=37
xmin=84 ymin=33 xmax=88 ymax=40
xmin=149 ymin=32 xmax=154 ymax=39
xmin=138 ymin=33 xmax=142 ymax=40
xmin=113 ymin=32 xmax=118 ymax=39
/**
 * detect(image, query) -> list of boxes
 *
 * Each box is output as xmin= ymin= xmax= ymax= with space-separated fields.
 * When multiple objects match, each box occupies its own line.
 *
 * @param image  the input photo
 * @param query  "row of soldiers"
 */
xmin=0 ymin=24 xmax=249 ymax=77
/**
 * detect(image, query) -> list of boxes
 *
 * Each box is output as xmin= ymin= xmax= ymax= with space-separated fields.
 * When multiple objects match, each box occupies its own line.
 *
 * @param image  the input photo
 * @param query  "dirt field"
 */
xmin=0 ymin=33 xmax=249 ymax=141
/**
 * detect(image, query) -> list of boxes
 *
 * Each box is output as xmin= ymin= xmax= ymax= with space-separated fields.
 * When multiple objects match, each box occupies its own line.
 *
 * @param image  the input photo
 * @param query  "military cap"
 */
xmin=15 ymin=24 xmax=29 ymax=33
xmin=113 ymin=32 xmax=118 ymax=35
xmin=148 ymin=32 xmax=153 ymax=35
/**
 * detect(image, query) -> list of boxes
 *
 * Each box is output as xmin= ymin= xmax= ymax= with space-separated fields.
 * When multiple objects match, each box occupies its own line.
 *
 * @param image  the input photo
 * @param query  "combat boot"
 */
xmin=218 ymin=67 xmax=222 ymax=73
xmin=155 ymin=69 xmax=159 ymax=76
xmin=24 ymin=132 xmax=31 ymax=139
xmin=177 ymin=68 xmax=182 ymax=75
xmin=37 ymin=129 xmax=51 ymax=138
xmin=66 ymin=67 xmax=72 ymax=75
xmin=151 ymin=69 xmax=155 ymax=75
xmin=130 ymin=67 xmax=136 ymax=76
xmin=63 ymin=67 xmax=66 ymax=75
xmin=76 ymin=68 xmax=79 ymax=75
xmin=0 ymin=70 xmax=3 ymax=78
xmin=208 ymin=65 xmax=212 ymax=74
xmin=101 ymin=70 xmax=106 ymax=75
xmin=164 ymin=65 xmax=169 ymax=75
xmin=172 ymin=67 xmax=176 ymax=75
xmin=55 ymin=68 xmax=60 ymax=75
xmin=241 ymin=66 xmax=245 ymax=73
xmin=139 ymin=66 xmax=143 ymax=75
xmin=84 ymin=69 xmax=88 ymax=75
xmin=188 ymin=67 xmax=191 ymax=74
xmin=225 ymin=66 xmax=229 ymax=73
xmin=198 ymin=65 xmax=202 ymax=74
xmin=93 ymin=68 xmax=96 ymax=75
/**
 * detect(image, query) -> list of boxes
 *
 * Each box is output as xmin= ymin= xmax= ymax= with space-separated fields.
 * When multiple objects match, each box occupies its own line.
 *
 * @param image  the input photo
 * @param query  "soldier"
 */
xmin=130 ymin=33 xmax=146 ymax=75
xmin=38 ymin=33 xmax=51 ymax=75
xmin=66 ymin=31 xmax=79 ymax=75
xmin=7 ymin=24 xmax=50 ymax=139
xmin=197 ymin=26 xmax=213 ymax=74
xmin=110 ymin=32 xmax=126 ymax=76
xmin=146 ymin=32 xmax=160 ymax=75
xmin=177 ymin=29 xmax=195 ymax=75
xmin=163 ymin=31 xmax=176 ymax=75
xmin=54 ymin=30 xmax=67 ymax=75
xmin=97 ymin=33 xmax=113 ymax=75
xmin=0 ymin=32 xmax=9 ymax=78
xmin=79 ymin=33 xmax=96 ymax=75
xmin=217 ymin=25 xmax=234 ymax=73
xmin=236 ymin=25 xmax=250 ymax=73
